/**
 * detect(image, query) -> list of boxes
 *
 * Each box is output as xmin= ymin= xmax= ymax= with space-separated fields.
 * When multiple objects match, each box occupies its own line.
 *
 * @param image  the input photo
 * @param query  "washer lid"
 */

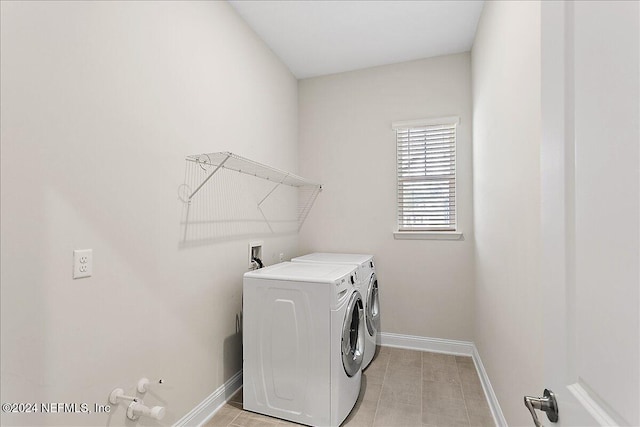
xmin=292 ymin=252 xmax=373 ymax=265
xmin=244 ymin=261 xmax=355 ymax=283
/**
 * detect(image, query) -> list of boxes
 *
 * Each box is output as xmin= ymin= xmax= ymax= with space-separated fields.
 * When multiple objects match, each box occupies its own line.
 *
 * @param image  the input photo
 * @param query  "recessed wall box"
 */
xmin=249 ymin=241 xmax=263 ymax=270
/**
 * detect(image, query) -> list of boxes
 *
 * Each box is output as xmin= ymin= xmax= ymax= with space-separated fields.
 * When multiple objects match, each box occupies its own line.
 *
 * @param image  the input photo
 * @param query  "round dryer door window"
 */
xmin=366 ymin=274 xmax=380 ymax=337
xmin=341 ymin=291 xmax=364 ymax=377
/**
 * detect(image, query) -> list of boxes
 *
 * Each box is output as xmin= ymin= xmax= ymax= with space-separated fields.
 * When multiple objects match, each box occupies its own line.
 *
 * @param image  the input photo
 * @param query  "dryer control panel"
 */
xmin=332 ymin=271 xmax=358 ymax=308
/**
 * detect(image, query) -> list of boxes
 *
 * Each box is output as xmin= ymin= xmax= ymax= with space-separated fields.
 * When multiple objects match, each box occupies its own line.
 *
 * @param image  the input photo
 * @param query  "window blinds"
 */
xmin=395 ymin=119 xmax=457 ymax=231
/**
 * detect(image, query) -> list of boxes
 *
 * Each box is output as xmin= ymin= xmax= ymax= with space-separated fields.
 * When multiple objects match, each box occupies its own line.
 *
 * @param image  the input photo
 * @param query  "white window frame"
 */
xmin=392 ymin=116 xmax=463 ymax=240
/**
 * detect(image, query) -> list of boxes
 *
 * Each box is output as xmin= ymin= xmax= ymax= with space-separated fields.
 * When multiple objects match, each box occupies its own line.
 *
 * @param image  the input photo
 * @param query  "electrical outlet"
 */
xmin=279 ymin=253 xmax=284 ymax=262
xmin=73 ymin=249 xmax=92 ymax=279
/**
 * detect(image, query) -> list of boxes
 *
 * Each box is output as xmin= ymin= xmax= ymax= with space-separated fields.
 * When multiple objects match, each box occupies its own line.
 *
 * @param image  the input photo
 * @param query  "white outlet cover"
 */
xmin=73 ymin=249 xmax=92 ymax=279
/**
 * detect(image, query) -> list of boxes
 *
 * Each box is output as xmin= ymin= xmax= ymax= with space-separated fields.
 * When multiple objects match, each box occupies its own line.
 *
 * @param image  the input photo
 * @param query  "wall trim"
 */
xmin=393 ymin=231 xmax=464 ymax=241
xmin=173 ymin=371 xmax=243 ymax=427
xmin=380 ymin=332 xmax=474 ymax=355
xmin=391 ymin=115 xmax=460 ymax=129
xmin=471 ymin=345 xmax=508 ymax=427
xmin=567 ymin=382 xmax=619 ymax=426
xmin=379 ymin=332 xmax=506 ymax=427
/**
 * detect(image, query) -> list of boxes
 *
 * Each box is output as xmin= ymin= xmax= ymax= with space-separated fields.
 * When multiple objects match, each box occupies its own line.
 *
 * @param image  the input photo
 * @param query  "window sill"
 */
xmin=393 ymin=231 xmax=464 ymax=241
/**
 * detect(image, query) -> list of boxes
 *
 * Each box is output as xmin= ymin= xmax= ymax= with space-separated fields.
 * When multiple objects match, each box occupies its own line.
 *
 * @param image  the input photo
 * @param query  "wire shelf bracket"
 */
xmin=178 ymin=151 xmax=322 ymax=232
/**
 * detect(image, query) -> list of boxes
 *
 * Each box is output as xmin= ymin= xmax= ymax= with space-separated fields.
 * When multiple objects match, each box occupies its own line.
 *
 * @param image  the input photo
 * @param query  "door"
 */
xmin=342 ymin=291 xmax=365 ymax=377
xmin=540 ymin=1 xmax=639 ymax=426
xmin=366 ymin=273 xmax=380 ymax=337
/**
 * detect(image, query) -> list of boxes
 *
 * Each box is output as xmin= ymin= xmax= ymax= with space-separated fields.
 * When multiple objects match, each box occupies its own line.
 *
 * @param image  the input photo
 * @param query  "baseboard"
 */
xmin=471 ymin=346 xmax=508 ymax=427
xmin=379 ymin=332 xmax=474 ymax=356
xmin=173 ymin=371 xmax=243 ymax=427
xmin=379 ymin=332 xmax=506 ymax=427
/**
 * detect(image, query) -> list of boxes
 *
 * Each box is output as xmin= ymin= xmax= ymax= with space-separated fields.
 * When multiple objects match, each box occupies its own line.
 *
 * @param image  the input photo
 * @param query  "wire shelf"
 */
xmin=178 ymin=152 xmax=322 ymax=241
xmin=186 ymin=152 xmax=320 ymax=194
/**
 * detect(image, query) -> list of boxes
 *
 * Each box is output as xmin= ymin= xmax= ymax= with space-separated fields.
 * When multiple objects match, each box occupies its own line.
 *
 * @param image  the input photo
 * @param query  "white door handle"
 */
xmin=524 ymin=389 xmax=559 ymax=427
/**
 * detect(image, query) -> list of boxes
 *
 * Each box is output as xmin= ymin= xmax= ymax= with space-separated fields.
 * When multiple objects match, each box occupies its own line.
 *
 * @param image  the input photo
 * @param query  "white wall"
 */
xmin=0 ymin=1 xmax=298 ymax=425
xmin=298 ymin=54 xmax=474 ymax=341
xmin=471 ymin=1 xmax=543 ymax=425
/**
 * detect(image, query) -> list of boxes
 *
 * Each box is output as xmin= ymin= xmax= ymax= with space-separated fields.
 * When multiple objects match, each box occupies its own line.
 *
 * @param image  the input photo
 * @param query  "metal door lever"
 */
xmin=524 ymin=389 xmax=558 ymax=427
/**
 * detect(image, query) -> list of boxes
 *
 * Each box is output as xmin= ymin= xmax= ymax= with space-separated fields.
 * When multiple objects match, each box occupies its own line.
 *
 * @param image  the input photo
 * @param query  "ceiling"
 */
xmin=229 ymin=0 xmax=484 ymax=79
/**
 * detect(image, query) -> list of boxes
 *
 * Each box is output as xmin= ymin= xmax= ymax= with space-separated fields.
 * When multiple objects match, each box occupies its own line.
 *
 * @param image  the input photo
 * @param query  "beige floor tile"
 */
xmin=385 ymin=364 xmax=422 ymax=385
xmin=375 ymin=355 xmax=391 ymax=367
xmin=367 ymin=352 xmax=389 ymax=365
xmin=360 ymin=380 xmax=383 ymax=403
xmin=364 ymin=355 xmax=389 ymax=383
xmin=465 ymin=397 xmax=492 ymax=421
xmin=377 ymin=345 xmax=392 ymax=356
xmin=422 ymin=413 xmax=471 ymax=427
xmin=468 ymin=413 xmax=495 ymax=427
xmin=467 ymin=400 xmax=495 ymax=427
xmin=343 ymin=399 xmax=377 ymax=427
xmin=423 ymin=380 xmax=464 ymax=401
xmin=389 ymin=347 xmax=421 ymax=359
xmin=229 ymin=388 xmax=243 ymax=403
xmin=465 ymin=397 xmax=490 ymax=411
xmin=379 ymin=380 xmax=422 ymax=406
xmin=227 ymin=401 xmax=243 ymax=410
xmin=424 ymin=352 xmax=457 ymax=367
xmin=458 ymin=364 xmax=482 ymax=384
xmin=230 ymin=410 xmax=280 ymax=427
xmin=423 ymin=397 xmax=469 ymax=425
xmin=363 ymin=370 xmax=385 ymax=387
xmin=461 ymin=380 xmax=485 ymax=400
xmin=370 ymin=349 xmax=391 ymax=363
xmin=205 ymin=404 xmax=242 ymax=427
xmin=424 ymin=362 xmax=461 ymax=384
xmin=373 ymin=401 xmax=421 ymax=427
xmin=389 ymin=348 xmax=423 ymax=368
xmin=387 ymin=355 xmax=421 ymax=370
xmin=455 ymin=355 xmax=474 ymax=365
xmin=372 ymin=348 xmax=392 ymax=363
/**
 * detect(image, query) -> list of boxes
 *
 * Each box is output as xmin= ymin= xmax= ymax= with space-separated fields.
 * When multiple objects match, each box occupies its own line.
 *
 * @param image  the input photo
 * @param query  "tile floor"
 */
xmin=206 ymin=346 xmax=495 ymax=427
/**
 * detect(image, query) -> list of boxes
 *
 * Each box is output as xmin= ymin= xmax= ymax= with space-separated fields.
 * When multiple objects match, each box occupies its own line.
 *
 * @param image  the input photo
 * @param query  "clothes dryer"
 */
xmin=243 ymin=262 xmax=364 ymax=426
xmin=291 ymin=253 xmax=380 ymax=369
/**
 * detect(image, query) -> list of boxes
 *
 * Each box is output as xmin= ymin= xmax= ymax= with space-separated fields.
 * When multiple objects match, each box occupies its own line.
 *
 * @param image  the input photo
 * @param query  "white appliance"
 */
xmin=243 ymin=262 xmax=364 ymax=427
xmin=291 ymin=253 xmax=380 ymax=369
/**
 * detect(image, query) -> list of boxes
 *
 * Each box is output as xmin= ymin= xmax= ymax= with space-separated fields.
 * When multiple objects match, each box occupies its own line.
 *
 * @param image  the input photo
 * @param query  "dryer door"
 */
xmin=341 ymin=291 xmax=364 ymax=377
xmin=365 ymin=273 xmax=380 ymax=337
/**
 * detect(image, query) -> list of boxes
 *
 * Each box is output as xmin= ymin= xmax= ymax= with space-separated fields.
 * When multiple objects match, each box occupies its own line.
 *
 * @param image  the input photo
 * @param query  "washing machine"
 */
xmin=291 ymin=253 xmax=379 ymax=369
xmin=243 ymin=262 xmax=364 ymax=427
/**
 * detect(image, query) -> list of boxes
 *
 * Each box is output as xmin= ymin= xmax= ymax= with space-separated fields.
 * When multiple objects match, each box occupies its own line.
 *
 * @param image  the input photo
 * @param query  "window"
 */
xmin=393 ymin=117 xmax=459 ymax=235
